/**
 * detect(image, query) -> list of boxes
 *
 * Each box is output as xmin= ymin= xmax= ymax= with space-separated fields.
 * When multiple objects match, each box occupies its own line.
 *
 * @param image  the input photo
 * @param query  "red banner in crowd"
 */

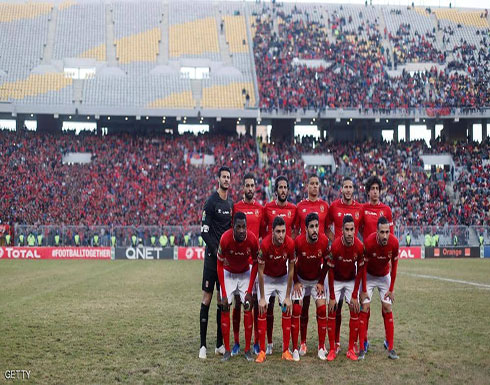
xmin=398 ymin=247 xmax=422 ymax=259
xmin=426 ymin=107 xmax=451 ymax=117
xmin=177 ymin=247 xmax=205 ymax=260
xmin=0 ymin=224 xmax=9 ymax=236
xmin=0 ymin=247 xmax=111 ymax=260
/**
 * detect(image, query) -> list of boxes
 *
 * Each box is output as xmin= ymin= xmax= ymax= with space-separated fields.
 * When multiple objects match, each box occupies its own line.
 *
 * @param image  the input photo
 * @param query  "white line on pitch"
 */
xmin=401 ymin=272 xmax=490 ymax=289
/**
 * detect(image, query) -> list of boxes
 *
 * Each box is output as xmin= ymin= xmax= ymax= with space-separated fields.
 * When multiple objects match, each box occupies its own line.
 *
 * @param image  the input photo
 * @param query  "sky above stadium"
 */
xmin=239 ymin=0 xmax=488 ymax=10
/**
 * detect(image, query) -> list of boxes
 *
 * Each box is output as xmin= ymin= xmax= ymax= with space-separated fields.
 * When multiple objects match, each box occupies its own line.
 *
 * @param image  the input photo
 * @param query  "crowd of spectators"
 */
xmin=0 ymin=131 xmax=488 ymax=237
xmin=251 ymin=3 xmax=490 ymax=113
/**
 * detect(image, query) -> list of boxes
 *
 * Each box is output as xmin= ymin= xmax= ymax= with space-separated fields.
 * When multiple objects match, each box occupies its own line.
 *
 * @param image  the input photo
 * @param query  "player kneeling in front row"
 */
xmin=326 ymin=215 xmax=364 ymax=361
xmin=256 ymin=216 xmax=295 ymax=363
xmin=217 ymin=212 xmax=259 ymax=362
xmin=291 ymin=213 xmax=329 ymax=361
xmin=358 ymin=216 xmax=399 ymax=360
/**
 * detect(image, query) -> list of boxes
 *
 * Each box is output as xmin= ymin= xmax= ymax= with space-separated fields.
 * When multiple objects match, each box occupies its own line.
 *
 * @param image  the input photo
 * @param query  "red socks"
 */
xmin=348 ymin=310 xmax=359 ymax=351
xmin=300 ymin=295 xmax=310 ymax=344
xmin=358 ymin=311 xmax=369 ymax=350
xmin=291 ymin=303 xmax=302 ymax=351
xmin=327 ymin=311 xmax=336 ymax=351
xmin=232 ymin=306 xmax=241 ymax=345
xmin=383 ymin=311 xmax=394 ymax=350
xmin=267 ymin=304 xmax=274 ymax=344
xmin=221 ymin=311 xmax=231 ymax=352
xmin=244 ymin=310 xmax=253 ymax=352
xmin=258 ymin=314 xmax=267 ymax=352
xmin=317 ymin=305 xmax=327 ymax=349
xmin=282 ymin=312 xmax=291 ymax=352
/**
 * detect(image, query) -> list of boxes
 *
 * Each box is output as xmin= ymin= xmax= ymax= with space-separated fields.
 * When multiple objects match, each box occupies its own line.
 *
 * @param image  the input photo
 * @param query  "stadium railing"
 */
xmin=10 ymin=225 xmax=488 ymax=248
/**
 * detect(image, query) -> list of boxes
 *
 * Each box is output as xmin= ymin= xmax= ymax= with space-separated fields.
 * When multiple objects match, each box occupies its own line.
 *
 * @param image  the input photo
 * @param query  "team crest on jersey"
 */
xmin=255 ymin=209 xmax=259 ymax=216
xmin=355 ymin=212 xmax=359 ymax=219
xmin=302 ymin=209 xmax=307 ymax=213
xmin=380 ymin=211 xmax=384 ymax=216
xmin=338 ymin=212 xmax=342 ymax=217
xmin=302 ymin=252 xmax=306 ymax=256
xmin=320 ymin=205 xmax=325 ymax=212
xmin=247 ymin=248 xmax=251 ymax=254
xmin=230 ymin=249 xmax=234 ymax=255
xmin=373 ymin=253 xmax=377 ymax=257
xmin=272 ymin=210 xmax=276 ymax=215
xmin=288 ymin=211 xmax=292 ymax=217
xmin=318 ymin=250 xmax=322 ymax=257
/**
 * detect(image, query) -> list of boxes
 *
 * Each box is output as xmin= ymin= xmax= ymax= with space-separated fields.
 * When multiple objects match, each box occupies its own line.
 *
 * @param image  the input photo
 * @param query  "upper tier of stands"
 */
xmin=0 ymin=1 xmax=488 ymax=111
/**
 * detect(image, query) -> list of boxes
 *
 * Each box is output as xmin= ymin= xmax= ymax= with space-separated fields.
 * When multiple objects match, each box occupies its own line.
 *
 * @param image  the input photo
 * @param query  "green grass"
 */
xmin=1 ymin=259 xmax=490 ymax=385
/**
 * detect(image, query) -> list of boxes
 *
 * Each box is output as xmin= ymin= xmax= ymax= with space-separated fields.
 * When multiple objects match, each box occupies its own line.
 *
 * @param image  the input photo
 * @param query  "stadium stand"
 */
xmin=113 ymin=1 xmax=163 ymax=64
xmin=53 ymin=2 xmax=106 ymax=61
xmin=168 ymin=2 xmax=219 ymax=60
xmin=1 ymin=129 xmax=487 ymax=230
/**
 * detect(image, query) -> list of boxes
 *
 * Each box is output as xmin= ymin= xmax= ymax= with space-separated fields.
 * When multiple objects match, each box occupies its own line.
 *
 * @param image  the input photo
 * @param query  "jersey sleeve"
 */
xmin=201 ymin=197 xmax=216 ymax=254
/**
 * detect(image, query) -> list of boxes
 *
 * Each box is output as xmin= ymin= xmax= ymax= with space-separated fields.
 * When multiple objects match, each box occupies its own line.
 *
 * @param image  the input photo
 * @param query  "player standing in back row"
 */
xmin=260 ymin=175 xmax=297 ymax=355
xmin=360 ymin=175 xmax=394 ymax=352
xmin=295 ymin=174 xmax=329 ymax=357
xmin=232 ymin=173 xmax=264 ymax=356
xmin=199 ymin=166 xmax=233 ymax=359
xmin=326 ymin=177 xmax=363 ymax=354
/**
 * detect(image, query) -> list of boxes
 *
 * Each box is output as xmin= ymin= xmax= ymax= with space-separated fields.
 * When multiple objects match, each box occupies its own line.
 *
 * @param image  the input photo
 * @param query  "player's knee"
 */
xmin=202 ymin=292 xmax=212 ymax=306
xmin=222 ymin=302 xmax=230 ymax=312
xmin=361 ymin=302 xmax=370 ymax=313
xmin=382 ymin=303 xmax=392 ymax=314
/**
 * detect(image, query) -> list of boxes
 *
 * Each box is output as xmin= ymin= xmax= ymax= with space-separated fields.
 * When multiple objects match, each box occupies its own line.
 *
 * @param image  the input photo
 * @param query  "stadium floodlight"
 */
xmin=30 ymin=114 xmax=34 ymax=117
xmin=107 ymin=117 xmax=111 ymax=120
xmin=11 ymin=112 xmax=16 ymax=117
xmin=87 ymin=116 xmax=90 ymax=120
xmin=125 ymin=117 xmax=128 ymax=121
xmin=335 ymin=117 xmax=340 ymax=123
xmin=146 ymin=116 xmax=149 ymax=120
xmin=386 ymin=119 xmax=389 ymax=123
xmin=347 ymin=121 xmax=350 ymax=125
xmin=69 ymin=116 xmax=72 ymax=119
xmin=454 ymin=117 xmax=459 ymax=122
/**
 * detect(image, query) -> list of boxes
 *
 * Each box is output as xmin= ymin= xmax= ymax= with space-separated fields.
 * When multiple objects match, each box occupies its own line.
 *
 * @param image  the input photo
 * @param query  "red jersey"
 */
xmin=217 ymin=229 xmax=259 ymax=274
xmin=295 ymin=198 xmax=329 ymax=236
xmin=363 ymin=233 xmax=399 ymax=292
xmin=327 ymin=236 xmax=365 ymax=282
xmin=233 ymin=200 xmax=264 ymax=239
xmin=261 ymin=200 xmax=297 ymax=238
xmin=361 ymin=202 xmax=394 ymax=240
xmin=258 ymin=234 xmax=295 ymax=277
xmin=294 ymin=233 xmax=329 ymax=282
xmin=328 ymin=199 xmax=364 ymax=239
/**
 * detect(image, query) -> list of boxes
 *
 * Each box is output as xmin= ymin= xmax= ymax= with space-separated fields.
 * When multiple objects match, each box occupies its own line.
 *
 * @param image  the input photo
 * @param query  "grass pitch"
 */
xmin=1 ymin=259 xmax=489 ymax=385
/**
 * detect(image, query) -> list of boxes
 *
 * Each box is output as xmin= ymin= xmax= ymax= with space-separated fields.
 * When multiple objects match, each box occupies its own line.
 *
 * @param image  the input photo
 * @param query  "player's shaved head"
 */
xmin=307 ymin=174 xmax=320 ymax=199
xmin=234 ymin=212 xmax=247 ymax=242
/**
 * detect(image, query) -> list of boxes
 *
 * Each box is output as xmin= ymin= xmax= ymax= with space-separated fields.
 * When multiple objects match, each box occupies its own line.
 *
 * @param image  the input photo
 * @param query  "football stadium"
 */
xmin=0 ymin=0 xmax=489 ymax=383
